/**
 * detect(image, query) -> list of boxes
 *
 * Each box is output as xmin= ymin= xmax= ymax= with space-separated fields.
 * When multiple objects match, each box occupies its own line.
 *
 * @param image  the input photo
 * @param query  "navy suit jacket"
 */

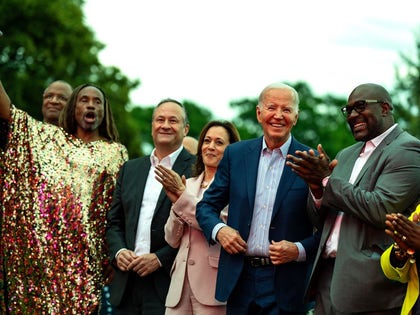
xmin=196 ymin=136 xmax=319 ymax=312
xmin=106 ymin=148 xmax=195 ymax=306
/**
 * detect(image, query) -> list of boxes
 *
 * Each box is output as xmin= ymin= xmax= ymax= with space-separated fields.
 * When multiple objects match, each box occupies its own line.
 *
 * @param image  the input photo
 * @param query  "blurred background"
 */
xmin=1 ymin=0 xmax=419 ymax=159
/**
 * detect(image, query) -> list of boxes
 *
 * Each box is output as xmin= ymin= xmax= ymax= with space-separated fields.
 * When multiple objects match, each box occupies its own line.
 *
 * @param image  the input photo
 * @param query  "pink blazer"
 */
xmin=164 ymin=173 xmax=226 ymax=307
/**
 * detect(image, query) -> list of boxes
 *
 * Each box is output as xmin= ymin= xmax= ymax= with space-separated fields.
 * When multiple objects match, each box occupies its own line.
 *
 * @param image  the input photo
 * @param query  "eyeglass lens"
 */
xmin=342 ymin=100 xmax=367 ymax=116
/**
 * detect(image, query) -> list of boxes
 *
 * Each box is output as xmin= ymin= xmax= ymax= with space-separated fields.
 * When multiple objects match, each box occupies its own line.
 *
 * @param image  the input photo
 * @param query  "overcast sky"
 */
xmin=83 ymin=0 xmax=420 ymax=119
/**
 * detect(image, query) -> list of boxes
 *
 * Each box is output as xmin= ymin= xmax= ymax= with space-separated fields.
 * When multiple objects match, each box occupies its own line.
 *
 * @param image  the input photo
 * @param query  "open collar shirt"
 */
xmin=323 ymin=124 xmax=398 ymax=258
xmin=134 ymin=145 xmax=183 ymax=255
xmin=246 ymin=136 xmax=291 ymax=256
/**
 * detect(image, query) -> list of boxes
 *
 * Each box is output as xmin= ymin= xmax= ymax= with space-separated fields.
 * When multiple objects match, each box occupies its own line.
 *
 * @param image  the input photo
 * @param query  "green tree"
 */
xmin=230 ymin=81 xmax=354 ymax=158
xmin=0 ymin=0 xmax=142 ymax=157
xmin=183 ymin=100 xmax=214 ymax=139
xmin=393 ymin=29 xmax=420 ymax=139
xmin=230 ymin=98 xmax=262 ymax=140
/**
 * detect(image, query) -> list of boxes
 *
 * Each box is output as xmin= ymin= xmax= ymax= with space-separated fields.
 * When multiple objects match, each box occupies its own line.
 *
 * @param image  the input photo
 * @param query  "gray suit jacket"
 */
xmin=106 ymin=148 xmax=195 ymax=306
xmin=308 ymin=126 xmax=420 ymax=313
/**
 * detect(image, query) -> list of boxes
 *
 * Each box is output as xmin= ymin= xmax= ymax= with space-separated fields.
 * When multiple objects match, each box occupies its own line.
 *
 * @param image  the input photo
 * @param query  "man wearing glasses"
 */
xmin=287 ymin=83 xmax=420 ymax=315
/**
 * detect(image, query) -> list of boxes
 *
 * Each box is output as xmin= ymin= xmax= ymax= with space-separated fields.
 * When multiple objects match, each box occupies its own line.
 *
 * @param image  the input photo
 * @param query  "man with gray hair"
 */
xmin=41 ymin=80 xmax=73 ymax=125
xmin=197 ymin=82 xmax=319 ymax=314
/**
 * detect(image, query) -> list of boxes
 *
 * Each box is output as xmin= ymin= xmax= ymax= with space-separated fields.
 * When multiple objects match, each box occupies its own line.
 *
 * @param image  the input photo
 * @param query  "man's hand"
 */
xmin=216 ymin=226 xmax=247 ymax=255
xmin=269 ymin=240 xmax=299 ymax=265
xmin=286 ymin=144 xmax=337 ymax=187
xmin=104 ymin=264 xmax=114 ymax=285
xmin=116 ymin=249 xmax=137 ymax=272
xmin=127 ymin=253 xmax=161 ymax=277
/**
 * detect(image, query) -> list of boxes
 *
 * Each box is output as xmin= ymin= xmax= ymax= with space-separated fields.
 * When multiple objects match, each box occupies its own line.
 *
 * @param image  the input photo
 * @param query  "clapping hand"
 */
xmin=286 ymin=144 xmax=337 ymax=198
xmin=385 ymin=212 xmax=420 ymax=252
xmin=154 ymin=164 xmax=186 ymax=203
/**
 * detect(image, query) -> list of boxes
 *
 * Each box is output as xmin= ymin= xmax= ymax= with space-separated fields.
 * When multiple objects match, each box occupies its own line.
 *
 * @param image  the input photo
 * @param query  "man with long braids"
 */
xmin=0 ymin=80 xmax=128 ymax=314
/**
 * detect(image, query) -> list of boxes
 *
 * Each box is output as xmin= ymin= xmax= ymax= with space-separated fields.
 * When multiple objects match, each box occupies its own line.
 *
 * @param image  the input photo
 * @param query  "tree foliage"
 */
xmin=0 ymin=0 xmax=142 ymax=157
xmin=393 ymin=29 xmax=420 ymax=139
xmin=1 ymin=0 xmax=418 ymax=159
xmin=183 ymin=100 xmax=214 ymax=139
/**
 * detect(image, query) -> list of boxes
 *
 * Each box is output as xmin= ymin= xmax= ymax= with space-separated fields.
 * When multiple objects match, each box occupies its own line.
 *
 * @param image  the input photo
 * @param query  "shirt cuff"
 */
xmin=310 ymin=176 xmax=329 ymax=207
xmin=311 ymin=191 xmax=323 ymax=208
xmin=155 ymin=255 xmax=163 ymax=267
xmin=295 ymin=242 xmax=306 ymax=262
xmin=115 ymin=248 xmax=128 ymax=260
xmin=322 ymin=176 xmax=330 ymax=188
xmin=212 ymin=223 xmax=227 ymax=242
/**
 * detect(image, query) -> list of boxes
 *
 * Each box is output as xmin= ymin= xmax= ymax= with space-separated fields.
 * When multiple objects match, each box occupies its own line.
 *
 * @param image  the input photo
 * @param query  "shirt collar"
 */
xmin=261 ymin=135 xmax=292 ymax=157
xmin=150 ymin=145 xmax=183 ymax=168
xmin=369 ymin=123 xmax=398 ymax=148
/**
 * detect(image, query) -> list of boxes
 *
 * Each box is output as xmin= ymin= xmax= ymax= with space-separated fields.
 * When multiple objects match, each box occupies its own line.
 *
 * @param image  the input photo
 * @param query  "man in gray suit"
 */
xmin=106 ymin=99 xmax=195 ymax=315
xmin=287 ymin=83 xmax=420 ymax=315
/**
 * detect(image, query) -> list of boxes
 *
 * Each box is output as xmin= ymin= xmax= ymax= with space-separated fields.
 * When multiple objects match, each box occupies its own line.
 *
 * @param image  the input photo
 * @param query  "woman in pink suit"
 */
xmin=155 ymin=120 xmax=240 ymax=315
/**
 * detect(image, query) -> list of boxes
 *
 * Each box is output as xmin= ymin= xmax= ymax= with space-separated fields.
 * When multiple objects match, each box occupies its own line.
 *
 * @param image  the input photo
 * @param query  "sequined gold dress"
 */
xmin=0 ymin=106 xmax=128 ymax=314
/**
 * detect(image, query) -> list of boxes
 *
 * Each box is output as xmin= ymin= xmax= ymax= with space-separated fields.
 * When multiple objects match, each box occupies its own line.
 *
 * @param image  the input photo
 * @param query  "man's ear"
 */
xmin=381 ymin=102 xmax=393 ymax=115
xmin=184 ymin=124 xmax=190 ymax=136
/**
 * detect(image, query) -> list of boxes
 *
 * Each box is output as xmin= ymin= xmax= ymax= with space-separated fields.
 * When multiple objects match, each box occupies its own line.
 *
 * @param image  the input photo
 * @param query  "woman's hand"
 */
xmin=154 ymin=164 xmax=186 ymax=203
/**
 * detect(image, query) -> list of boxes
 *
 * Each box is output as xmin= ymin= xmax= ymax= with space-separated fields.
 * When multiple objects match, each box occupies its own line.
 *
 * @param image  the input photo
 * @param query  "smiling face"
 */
xmin=346 ymin=84 xmax=394 ymax=142
xmin=201 ymin=126 xmax=230 ymax=170
xmin=74 ymin=86 xmax=104 ymax=136
xmin=42 ymin=81 xmax=72 ymax=125
xmin=256 ymin=87 xmax=298 ymax=150
xmin=151 ymin=101 xmax=189 ymax=157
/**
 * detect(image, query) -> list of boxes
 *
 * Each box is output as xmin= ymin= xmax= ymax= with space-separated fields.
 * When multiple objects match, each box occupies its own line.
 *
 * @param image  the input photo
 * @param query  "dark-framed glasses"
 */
xmin=341 ymin=100 xmax=383 ymax=117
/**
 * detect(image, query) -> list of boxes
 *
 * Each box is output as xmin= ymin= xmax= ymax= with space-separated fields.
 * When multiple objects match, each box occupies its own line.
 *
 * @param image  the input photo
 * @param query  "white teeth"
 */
xmin=353 ymin=122 xmax=366 ymax=131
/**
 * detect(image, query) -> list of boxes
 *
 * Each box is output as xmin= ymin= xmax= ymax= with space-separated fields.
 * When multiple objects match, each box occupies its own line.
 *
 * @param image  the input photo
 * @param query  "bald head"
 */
xmin=183 ymin=136 xmax=198 ymax=155
xmin=42 ymin=80 xmax=73 ymax=125
xmin=346 ymin=83 xmax=395 ymax=141
xmin=349 ymin=83 xmax=393 ymax=109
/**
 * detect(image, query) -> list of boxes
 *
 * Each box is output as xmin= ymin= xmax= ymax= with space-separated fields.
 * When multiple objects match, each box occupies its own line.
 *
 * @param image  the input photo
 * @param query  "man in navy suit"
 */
xmin=106 ymin=99 xmax=195 ymax=315
xmin=196 ymin=82 xmax=319 ymax=315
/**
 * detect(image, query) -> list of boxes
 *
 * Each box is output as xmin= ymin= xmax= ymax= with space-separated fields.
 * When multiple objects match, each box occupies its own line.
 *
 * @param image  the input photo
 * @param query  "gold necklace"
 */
xmin=201 ymin=171 xmax=210 ymax=189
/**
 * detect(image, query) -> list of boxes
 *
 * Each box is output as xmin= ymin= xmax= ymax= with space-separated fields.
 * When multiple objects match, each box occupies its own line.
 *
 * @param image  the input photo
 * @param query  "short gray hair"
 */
xmin=258 ymin=82 xmax=300 ymax=111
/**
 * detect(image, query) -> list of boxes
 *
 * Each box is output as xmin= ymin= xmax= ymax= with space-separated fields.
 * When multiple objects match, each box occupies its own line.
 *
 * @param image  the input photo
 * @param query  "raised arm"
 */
xmin=0 ymin=81 xmax=11 ymax=120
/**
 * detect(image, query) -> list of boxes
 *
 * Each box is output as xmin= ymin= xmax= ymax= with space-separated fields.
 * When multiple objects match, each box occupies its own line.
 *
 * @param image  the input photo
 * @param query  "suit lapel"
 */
xmin=334 ymin=142 xmax=363 ymax=182
xmin=354 ymin=126 xmax=403 ymax=185
xmin=271 ymin=137 xmax=299 ymax=219
xmin=190 ymin=173 xmax=204 ymax=197
xmin=133 ymin=157 xmax=151 ymax=224
xmin=244 ymin=138 xmax=263 ymax=211
xmin=272 ymin=163 xmax=294 ymax=219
